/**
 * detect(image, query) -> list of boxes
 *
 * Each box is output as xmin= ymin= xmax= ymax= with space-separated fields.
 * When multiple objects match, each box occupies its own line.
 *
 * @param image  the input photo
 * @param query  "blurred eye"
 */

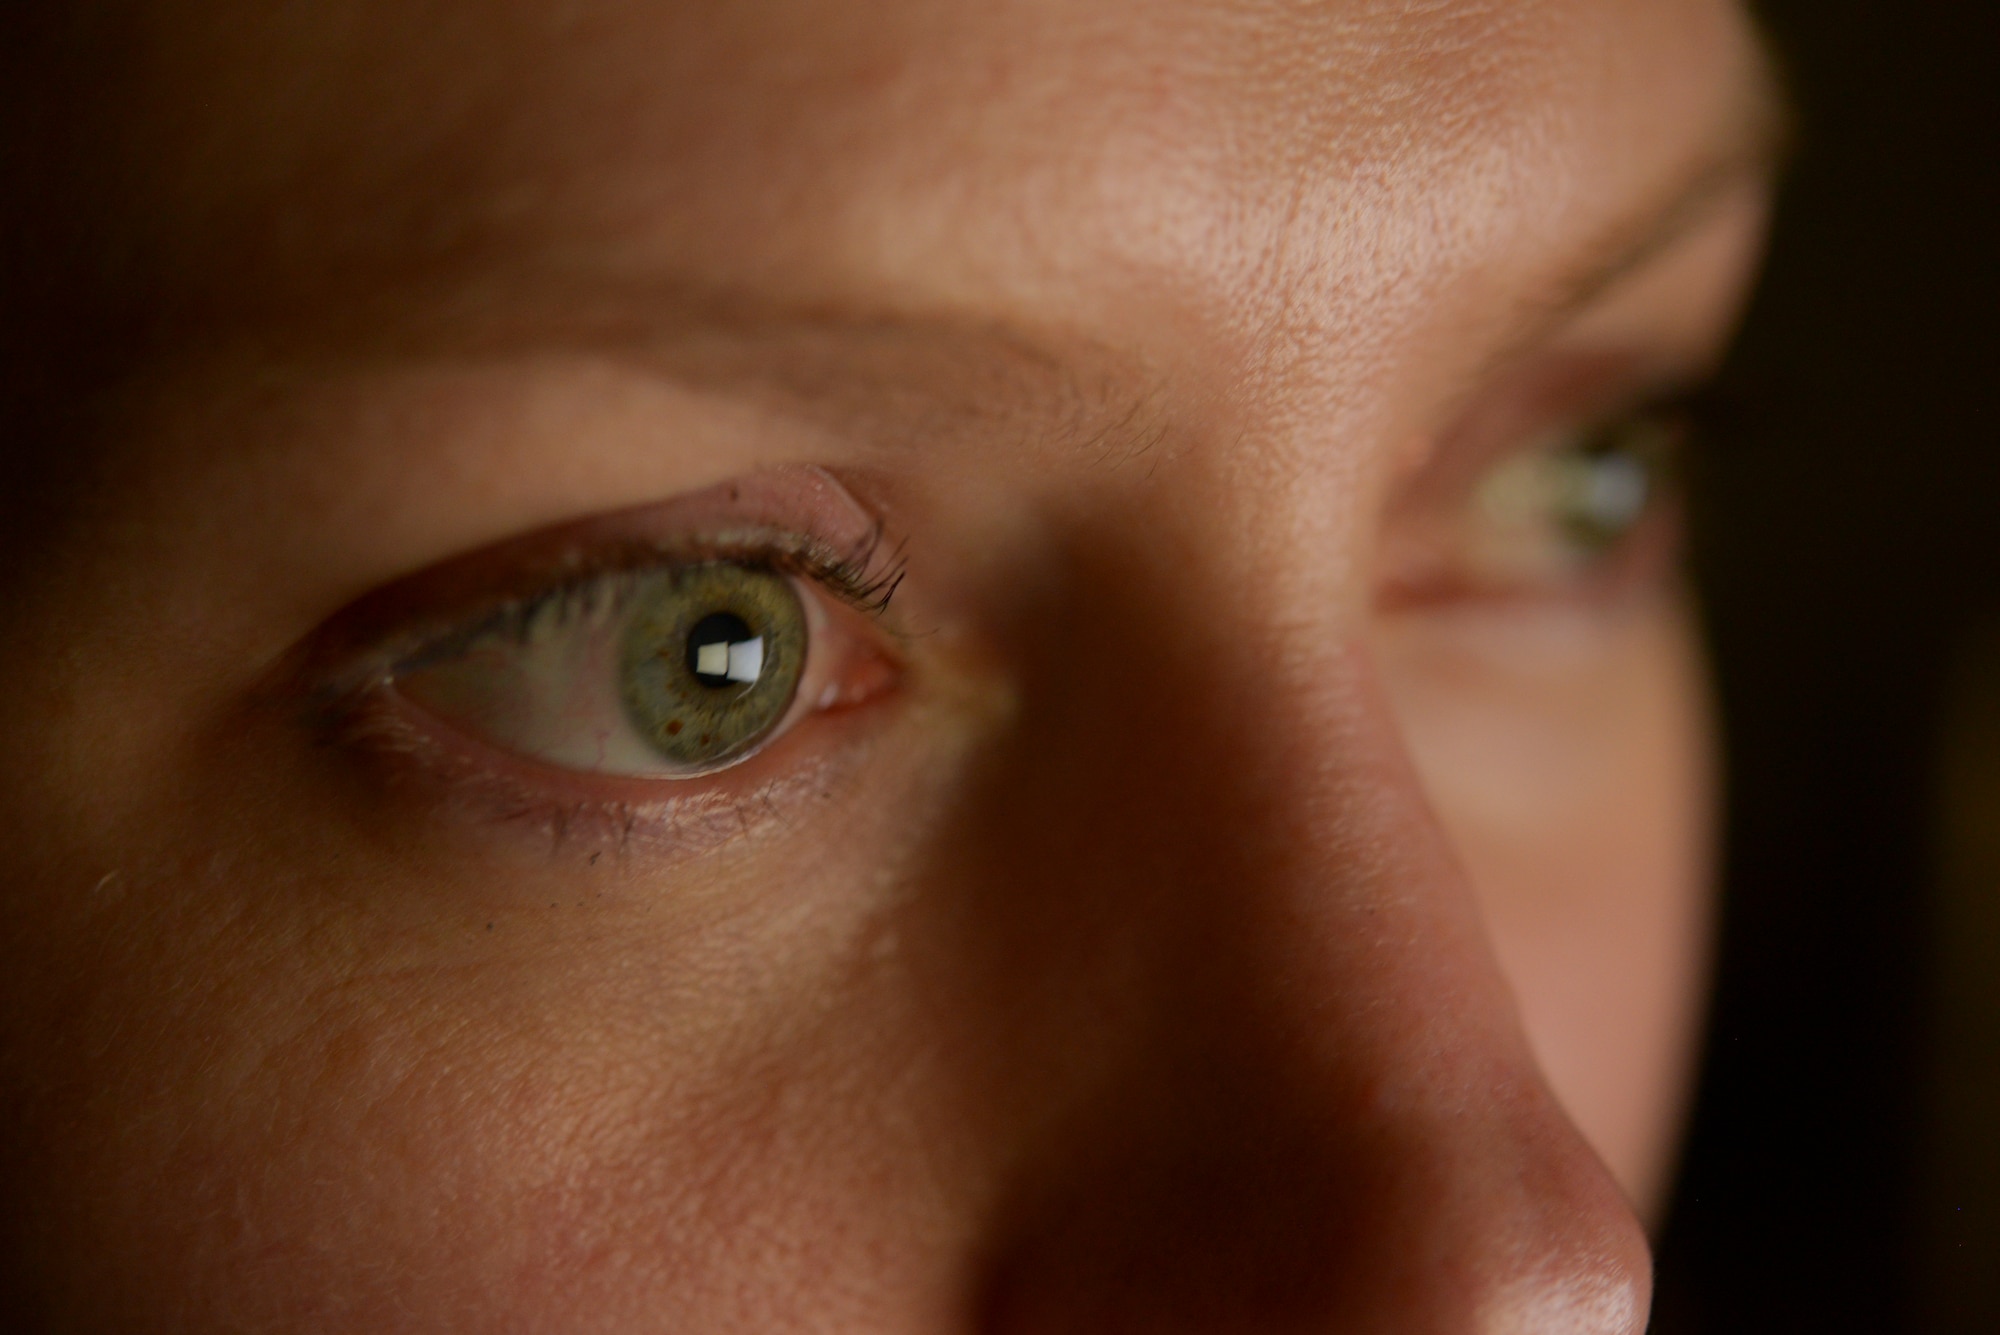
xmin=1472 ymin=412 xmax=1679 ymax=580
xmin=389 ymin=556 xmax=879 ymax=778
xmin=1379 ymin=402 xmax=1686 ymax=608
xmin=1480 ymin=413 xmax=1680 ymax=567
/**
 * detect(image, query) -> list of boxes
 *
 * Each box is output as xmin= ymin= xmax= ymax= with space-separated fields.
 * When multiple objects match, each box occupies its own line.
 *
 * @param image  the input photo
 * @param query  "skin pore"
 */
xmin=0 ymin=1 xmax=1777 ymax=1331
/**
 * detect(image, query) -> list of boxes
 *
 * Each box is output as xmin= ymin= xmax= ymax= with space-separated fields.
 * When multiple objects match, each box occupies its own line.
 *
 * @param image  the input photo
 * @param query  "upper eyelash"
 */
xmin=381 ymin=524 xmax=909 ymax=680
xmin=794 ymin=520 xmax=908 ymax=614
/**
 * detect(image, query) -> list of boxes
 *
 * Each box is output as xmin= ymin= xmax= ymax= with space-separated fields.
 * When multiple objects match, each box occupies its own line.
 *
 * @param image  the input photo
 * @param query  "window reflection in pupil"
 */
xmin=686 ymin=611 xmax=761 ymax=688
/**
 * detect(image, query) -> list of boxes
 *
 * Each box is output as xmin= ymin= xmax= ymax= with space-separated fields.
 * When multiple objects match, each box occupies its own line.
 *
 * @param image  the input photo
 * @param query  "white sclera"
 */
xmin=394 ymin=588 xmax=676 ymax=774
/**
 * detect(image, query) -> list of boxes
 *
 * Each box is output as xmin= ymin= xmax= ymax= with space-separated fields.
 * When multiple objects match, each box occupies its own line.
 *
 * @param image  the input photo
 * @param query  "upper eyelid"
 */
xmin=338 ymin=530 xmax=904 ymax=689
xmin=278 ymin=468 xmax=905 ymax=696
xmin=1404 ymin=354 xmax=1707 ymax=504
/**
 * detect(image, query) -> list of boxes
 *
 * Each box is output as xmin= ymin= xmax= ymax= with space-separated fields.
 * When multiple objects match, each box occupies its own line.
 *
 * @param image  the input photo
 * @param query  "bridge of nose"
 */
xmin=901 ymin=526 xmax=1652 ymax=1334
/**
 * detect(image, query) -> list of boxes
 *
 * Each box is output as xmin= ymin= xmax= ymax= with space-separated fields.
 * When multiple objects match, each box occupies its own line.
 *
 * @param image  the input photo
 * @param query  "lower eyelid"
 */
xmin=329 ymin=676 xmax=870 ymax=863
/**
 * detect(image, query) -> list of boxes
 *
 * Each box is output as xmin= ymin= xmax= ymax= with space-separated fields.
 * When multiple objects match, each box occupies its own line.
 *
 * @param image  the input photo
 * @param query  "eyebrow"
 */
xmin=1504 ymin=35 xmax=1793 ymax=349
xmin=276 ymin=23 xmax=1795 ymax=465
xmin=591 ymin=79 xmax=1794 ymax=465
xmin=609 ymin=38 xmax=1791 ymax=431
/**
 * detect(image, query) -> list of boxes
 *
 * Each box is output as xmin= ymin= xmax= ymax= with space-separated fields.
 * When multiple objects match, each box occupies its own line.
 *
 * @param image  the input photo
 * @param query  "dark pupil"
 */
xmin=686 ymin=611 xmax=759 ymax=688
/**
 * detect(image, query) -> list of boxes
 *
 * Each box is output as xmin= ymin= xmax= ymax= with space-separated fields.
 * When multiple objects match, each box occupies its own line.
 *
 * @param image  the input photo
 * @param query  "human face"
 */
xmin=0 ymin=1 xmax=1775 ymax=1330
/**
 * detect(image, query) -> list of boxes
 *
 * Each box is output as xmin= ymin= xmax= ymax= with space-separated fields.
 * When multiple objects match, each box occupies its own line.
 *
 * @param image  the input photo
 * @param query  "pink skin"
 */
xmin=0 ymin=1 xmax=1775 ymax=1331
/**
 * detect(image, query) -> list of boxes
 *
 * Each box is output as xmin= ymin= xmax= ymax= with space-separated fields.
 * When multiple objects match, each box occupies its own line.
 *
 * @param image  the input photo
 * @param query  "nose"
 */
xmin=959 ymin=533 xmax=1654 ymax=1335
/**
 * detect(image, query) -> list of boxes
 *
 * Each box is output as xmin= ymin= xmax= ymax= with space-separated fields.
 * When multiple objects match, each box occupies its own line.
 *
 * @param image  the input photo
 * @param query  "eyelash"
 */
xmin=334 ymin=523 xmax=909 ymax=691
xmin=310 ymin=515 xmax=908 ymax=699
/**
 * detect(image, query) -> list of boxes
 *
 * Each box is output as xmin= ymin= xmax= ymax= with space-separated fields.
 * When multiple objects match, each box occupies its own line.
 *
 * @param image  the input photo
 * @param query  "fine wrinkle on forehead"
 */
xmin=174 ymin=272 xmax=1183 ymax=482
xmin=26 ymin=3 xmax=1743 ymax=302
xmin=9 ymin=0 xmax=1779 ymax=477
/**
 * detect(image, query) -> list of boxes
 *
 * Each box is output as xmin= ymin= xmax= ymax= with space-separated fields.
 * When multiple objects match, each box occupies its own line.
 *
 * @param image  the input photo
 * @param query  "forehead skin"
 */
xmin=47 ymin=0 xmax=1764 ymax=357
xmin=9 ymin=0 xmax=1774 ymax=646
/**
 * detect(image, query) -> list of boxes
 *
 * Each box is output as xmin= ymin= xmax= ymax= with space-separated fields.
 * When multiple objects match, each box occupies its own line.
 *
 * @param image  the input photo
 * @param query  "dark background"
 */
xmin=1653 ymin=1 xmax=2000 ymax=1331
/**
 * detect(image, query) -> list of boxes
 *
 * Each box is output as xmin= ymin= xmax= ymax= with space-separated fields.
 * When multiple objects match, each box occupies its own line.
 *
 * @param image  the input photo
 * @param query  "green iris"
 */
xmin=619 ymin=563 xmax=807 ymax=769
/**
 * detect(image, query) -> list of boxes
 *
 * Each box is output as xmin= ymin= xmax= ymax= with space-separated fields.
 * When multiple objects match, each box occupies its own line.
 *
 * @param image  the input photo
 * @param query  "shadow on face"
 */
xmin=0 ymin=0 xmax=1777 ymax=1330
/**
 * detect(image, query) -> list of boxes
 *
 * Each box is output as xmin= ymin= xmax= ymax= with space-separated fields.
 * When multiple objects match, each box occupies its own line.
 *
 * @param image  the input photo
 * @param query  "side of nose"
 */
xmin=959 ymin=535 xmax=1653 ymax=1335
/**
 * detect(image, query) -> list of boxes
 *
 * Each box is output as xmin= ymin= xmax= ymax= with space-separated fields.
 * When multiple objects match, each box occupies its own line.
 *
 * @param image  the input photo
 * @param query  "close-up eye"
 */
xmin=312 ymin=470 xmax=907 ymax=787
xmin=6 ymin=0 xmax=1986 ymax=1329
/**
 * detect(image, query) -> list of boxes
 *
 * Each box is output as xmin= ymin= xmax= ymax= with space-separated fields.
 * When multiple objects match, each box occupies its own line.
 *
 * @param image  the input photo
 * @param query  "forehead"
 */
xmin=76 ymin=0 xmax=1765 ymax=350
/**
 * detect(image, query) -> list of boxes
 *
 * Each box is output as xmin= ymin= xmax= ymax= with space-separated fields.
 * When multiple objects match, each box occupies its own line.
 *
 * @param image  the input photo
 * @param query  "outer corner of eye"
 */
xmin=386 ymin=559 xmax=901 ymax=782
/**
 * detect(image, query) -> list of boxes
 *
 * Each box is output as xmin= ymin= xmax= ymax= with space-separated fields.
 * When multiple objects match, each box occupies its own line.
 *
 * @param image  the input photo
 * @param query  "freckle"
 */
xmin=666 ymin=720 xmax=683 ymax=735
xmin=486 ymin=922 xmax=494 ymax=931
xmin=589 ymin=851 xmax=601 ymax=864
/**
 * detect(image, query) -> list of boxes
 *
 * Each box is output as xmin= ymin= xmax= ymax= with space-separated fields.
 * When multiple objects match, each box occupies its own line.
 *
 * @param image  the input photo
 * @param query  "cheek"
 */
xmin=1373 ymin=594 xmax=1714 ymax=1216
xmin=21 ymin=859 xmax=929 ymax=1332
xmin=0 ymin=687 xmax=1006 ymax=1334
